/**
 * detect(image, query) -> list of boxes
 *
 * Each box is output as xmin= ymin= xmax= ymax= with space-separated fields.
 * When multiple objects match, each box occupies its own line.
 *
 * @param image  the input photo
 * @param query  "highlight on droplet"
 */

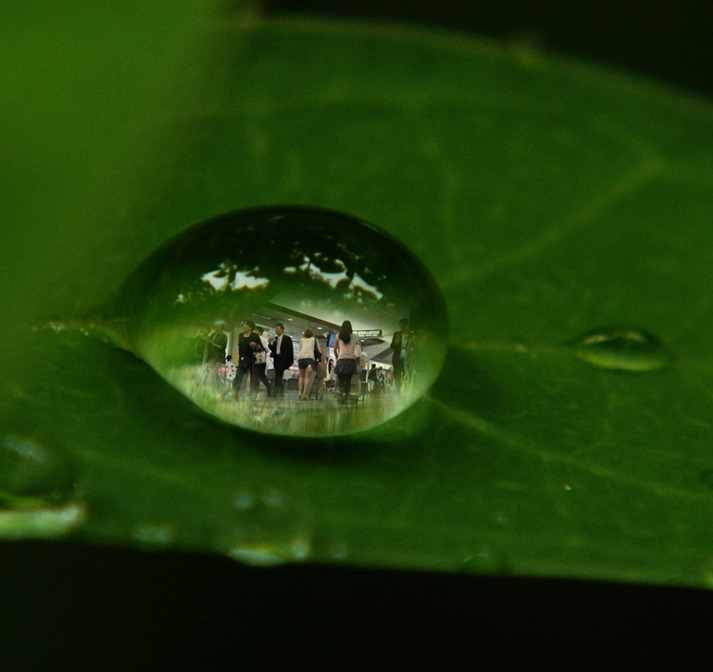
xmin=570 ymin=326 xmax=674 ymax=372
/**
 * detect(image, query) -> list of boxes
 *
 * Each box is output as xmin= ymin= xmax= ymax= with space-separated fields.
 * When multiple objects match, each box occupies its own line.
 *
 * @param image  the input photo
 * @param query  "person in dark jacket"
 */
xmin=268 ymin=323 xmax=294 ymax=398
xmin=390 ymin=318 xmax=409 ymax=394
xmin=233 ymin=319 xmax=261 ymax=398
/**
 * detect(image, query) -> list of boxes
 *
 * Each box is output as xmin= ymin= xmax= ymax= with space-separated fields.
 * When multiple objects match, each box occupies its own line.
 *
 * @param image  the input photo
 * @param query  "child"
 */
xmin=219 ymin=355 xmax=237 ymax=398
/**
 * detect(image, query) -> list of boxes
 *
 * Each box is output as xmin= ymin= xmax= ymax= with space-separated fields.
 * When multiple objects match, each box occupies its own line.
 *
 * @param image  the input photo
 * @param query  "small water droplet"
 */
xmin=131 ymin=521 xmax=176 ymax=549
xmin=217 ymin=484 xmax=311 ymax=566
xmin=461 ymin=545 xmax=511 ymax=575
xmin=570 ymin=326 xmax=674 ymax=372
xmin=328 ymin=542 xmax=349 ymax=561
xmin=0 ymin=434 xmax=86 ymax=539
xmin=111 ymin=206 xmax=448 ymax=436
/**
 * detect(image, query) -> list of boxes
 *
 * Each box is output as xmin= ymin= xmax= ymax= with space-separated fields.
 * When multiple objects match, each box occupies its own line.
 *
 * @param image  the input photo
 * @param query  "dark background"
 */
xmin=267 ymin=0 xmax=713 ymax=100
xmin=3 ymin=2 xmax=713 ymax=670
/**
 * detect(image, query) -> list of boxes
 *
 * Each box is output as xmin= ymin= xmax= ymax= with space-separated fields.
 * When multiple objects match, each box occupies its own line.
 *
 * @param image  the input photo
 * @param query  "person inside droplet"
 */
xmin=252 ymin=326 xmax=272 ymax=398
xmin=311 ymin=339 xmax=327 ymax=399
xmin=334 ymin=320 xmax=362 ymax=404
xmin=390 ymin=318 xmax=409 ymax=395
xmin=297 ymin=328 xmax=319 ymax=400
xmin=192 ymin=325 xmax=211 ymax=365
xmin=233 ymin=320 xmax=261 ymax=398
xmin=219 ymin=355 xmax=237 ymax=399
xmin=206 ymin=321 xmax=228 ymax=388
xmin=268 ymin=323 xmax=294 ymax=399
xmin=367 ymin=363 xmax=378 ymax=394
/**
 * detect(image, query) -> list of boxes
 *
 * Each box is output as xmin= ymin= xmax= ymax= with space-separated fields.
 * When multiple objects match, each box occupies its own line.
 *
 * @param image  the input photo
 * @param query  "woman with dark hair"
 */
xmin=233 ymin=319 xmax=261 ymax=398
xmin=333 ymin=320 xmax=362 ymax=404
xmin=297 ymin=327 xmax=318 ymax=400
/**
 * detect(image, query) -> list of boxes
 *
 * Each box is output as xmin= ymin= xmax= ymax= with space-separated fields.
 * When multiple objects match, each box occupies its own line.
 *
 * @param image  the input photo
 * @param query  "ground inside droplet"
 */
xmin=112 ymin=206 xmax=448 ymax=437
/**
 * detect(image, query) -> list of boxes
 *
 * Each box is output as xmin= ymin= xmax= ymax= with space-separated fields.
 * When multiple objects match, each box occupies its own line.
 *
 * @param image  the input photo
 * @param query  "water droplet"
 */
xmin=461 ymin=545 xmax=511 ymax=575
xmin=131 ymin=521 xmax=176 ymax=549
xmin=217 ymin=485 xmax=311 ymax=566
xmin=0 ymin=434 xmax=86 ymax=539
xmin=112 ymin=206 xmax=448 ymax=436
xmin=328 ymin=542 xmax=349 ymax=561
xmin=570 ymin=326 xmax=674 ymax=372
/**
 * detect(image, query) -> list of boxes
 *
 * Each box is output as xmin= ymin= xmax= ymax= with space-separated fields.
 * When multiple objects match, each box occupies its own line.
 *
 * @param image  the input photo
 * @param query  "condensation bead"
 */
xmin=570 ymin=326 xmax=674 ymax=372
xmin=112 ymin=206 xmax=448 ymax=437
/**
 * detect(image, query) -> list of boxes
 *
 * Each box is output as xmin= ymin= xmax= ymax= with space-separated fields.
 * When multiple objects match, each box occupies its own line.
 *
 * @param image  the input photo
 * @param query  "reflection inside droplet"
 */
xmin=111 ymin=206 xmax=448 ymax=436
xmin=570 ymin=326 xmax=674 ymax=372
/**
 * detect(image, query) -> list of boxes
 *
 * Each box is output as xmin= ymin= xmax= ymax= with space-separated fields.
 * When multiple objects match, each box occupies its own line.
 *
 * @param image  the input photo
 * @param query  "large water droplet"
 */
xmin=216 ymin=485 xmax=312 ymax=566
xmin=112 ymin=206 xmax=448 ymax=436
xmin=0 ymin=434 xmax=86 ymax=539
xmin=570 ymin=326 xmax=674 ymax=372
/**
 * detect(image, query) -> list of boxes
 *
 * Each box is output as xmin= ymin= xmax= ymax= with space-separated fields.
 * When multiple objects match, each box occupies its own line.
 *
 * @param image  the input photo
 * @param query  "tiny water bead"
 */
xmin=0 ymin=434 xmax=87 ymax=539
xmin=112 ymin=206 xmax=448 ymax=437
xmin=570 ymin=326 xmax=674 ymax=372
xmin=216 ymin=485 xmax=312 ymax=566
xmin=131 ymin=521 xmax=177 ymax=549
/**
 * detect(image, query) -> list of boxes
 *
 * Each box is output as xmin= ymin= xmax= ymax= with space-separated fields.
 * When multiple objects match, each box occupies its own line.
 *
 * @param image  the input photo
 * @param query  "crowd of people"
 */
xmin=191 ymin=318 xmax=410 ymax=405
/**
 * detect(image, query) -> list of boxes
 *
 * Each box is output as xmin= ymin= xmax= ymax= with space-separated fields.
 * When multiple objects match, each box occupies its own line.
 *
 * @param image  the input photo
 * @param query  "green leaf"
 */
xmin=3 ymin=12 xmax=713 ymax=588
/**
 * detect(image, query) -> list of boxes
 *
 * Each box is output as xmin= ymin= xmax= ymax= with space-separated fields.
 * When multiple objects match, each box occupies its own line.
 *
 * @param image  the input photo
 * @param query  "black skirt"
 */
xmin=334 ymin=358 xmax=358 ymax=376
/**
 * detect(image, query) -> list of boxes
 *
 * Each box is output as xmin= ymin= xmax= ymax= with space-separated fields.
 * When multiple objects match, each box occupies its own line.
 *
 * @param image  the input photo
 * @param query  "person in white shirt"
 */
xmin=219 ymin=355 xmax=237 ymax=398
xmin=297 ymin=327 xmax=319 ymax=400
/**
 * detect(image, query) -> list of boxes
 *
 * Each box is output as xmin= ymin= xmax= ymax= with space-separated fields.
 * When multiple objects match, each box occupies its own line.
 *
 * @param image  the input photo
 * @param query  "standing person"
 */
xmin=368 ymin=363 xmax=378 ymax=394
xmin=233 ymin=319 xmax=261 ymax=398
xmin=252 ymin=326 xmax=272 ymax=397
xmin=334 ymin=320 xmax=362 ymax=404
xmin=268 ymin=323 xmax=293 ymax=398
xmin=312 ymin=340 xmax=327 ymax=399
xmin=206 ymin=321 xmax=228 ymax=388
xmin=297 ymin=328 xmax=319 ymax=400
xmin=390 ymin=318 xmax=409 ymax=395
xmin=192 ymin=326 xmax=211 ymax=364
xmin=327 ymin=359 xmax=336 ymax=393
xmin=219 ymin=355 xmax=237 ymax=399
xmin=191 ymin=325 xmax=211 ymax=383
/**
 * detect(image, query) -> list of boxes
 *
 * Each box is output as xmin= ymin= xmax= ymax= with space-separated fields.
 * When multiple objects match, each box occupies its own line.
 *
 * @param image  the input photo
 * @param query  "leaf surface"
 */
xmin=3 ymin=13 xmax=713 ymax=587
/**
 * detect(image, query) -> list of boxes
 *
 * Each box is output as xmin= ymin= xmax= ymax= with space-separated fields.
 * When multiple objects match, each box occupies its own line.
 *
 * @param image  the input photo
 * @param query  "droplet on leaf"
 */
xmin=461 ymin=545 xmax=511 ymax=574
xmin=112 ymin=206 xmax=448 ymax=436
xmin=0 ymin=434 xmax=86 ymax=539
xmin=216 ymin=485 xmax=311 ymax=566
xmin=570 ymin=326 xmax=674 ymax=372
xmin=131 ymin=521 xmax=176 ymax=549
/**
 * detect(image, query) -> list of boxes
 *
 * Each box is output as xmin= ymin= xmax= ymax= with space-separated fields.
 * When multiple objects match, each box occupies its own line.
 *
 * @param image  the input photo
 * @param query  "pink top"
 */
xmin=336 ymin=333 xmax=358 ymax=359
